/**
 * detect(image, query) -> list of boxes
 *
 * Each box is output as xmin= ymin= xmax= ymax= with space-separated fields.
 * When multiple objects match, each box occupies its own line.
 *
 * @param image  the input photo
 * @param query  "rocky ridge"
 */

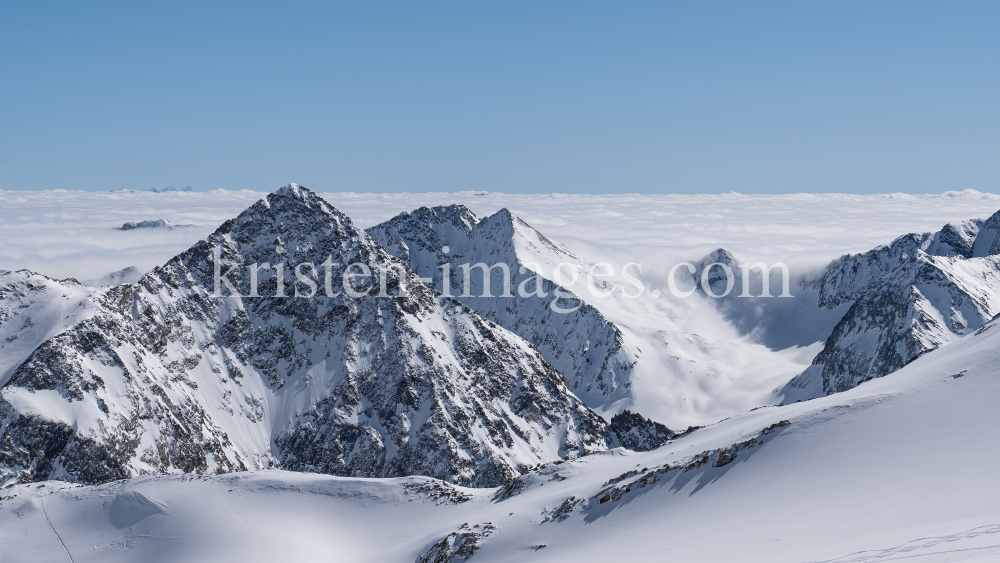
xmin=367 ymin=205 xmax=635 ymax=410
xmin=787 ymin=211 xmax=1000 ymax=397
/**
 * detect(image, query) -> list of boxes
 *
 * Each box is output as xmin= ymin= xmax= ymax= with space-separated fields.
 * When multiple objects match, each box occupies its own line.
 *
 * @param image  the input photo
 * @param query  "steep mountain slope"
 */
xmin=971 ymin=209 xmax=1000 ymax=257
xmin=5 ymin=304 xmax=999 ymax=563
xmin=0 ymin=185 xmax=610 ymax=487
xmin=367 ymin=205 xmax=634 ymax=409
xmin=0 ymin=270 xmax=95 ymax=386
xmin=815 ymin=218 xmax=991 ymax=308
xmin=782 ymin=210 xmax=1000 ymax=399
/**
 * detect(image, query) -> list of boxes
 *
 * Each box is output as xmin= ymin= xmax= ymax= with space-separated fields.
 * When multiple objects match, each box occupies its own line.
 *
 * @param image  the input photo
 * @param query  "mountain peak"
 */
xmin=267 ymin=183 xmax=335 ymax=213
xmin=699 ymin=248 xmax=738 ymax=266
xmin=273 ymin=183 xmax=306 ymax=197
xmin=409 ymin=205 xmax=479 ymax=230
xmin=492 ymin=207 xmax=514 ymax=221
xmin=165 ymin=183 xmax=376 ymax=298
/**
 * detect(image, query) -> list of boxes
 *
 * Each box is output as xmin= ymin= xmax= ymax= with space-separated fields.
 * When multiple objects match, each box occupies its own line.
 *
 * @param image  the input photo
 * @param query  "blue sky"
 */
xmin=2 ymin=1 xmax=998 ymax=193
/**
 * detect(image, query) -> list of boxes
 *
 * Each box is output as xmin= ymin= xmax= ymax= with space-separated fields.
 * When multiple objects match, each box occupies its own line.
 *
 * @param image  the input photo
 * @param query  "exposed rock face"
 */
xmin=784 ymin=212 xmax=1000 ymax=399
xmin=367 ymin=205 xmax=634 ymax=409
xmin=815 ymin=219 xmax=988 ymax=309
xmin=416 ymin=522 xmax=496 ymax=563
xmin=971 ymin=212 xmax=1000 ymax=258
xmin=792 ymin=253 xmax=1000 ymax=397
xmin=693 ymin=249 xmax=740 ymax=289
xmin=608 ymin=410 xmax=675 ymax=452
xmin=0 ymin=185 xmax=610 ymax=487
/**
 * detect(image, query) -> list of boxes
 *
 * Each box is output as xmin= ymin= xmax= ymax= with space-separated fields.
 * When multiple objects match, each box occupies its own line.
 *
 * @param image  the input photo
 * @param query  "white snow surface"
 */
xmin=3 ymin=313 xmax=999 ymax=562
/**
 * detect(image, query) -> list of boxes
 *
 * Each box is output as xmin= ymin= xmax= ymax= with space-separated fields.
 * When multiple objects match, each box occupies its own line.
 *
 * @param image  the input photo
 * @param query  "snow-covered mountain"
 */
xmin=783 ymin=210 xmax=1000 ymax=399
xmin=367 ymin=205 xmax=635 ymax=410
xmin=146 ymin=186 xmax=193 ymax=193
xmin=7 ymin=188 xmax=1000 ymax=562
xmin=120 ymin=219 xmax=178 ymax=230
xmin=687 ymin=210 xmax=1000 ymax=402
xmin=0 ymin=185 xmax=612 ymax=487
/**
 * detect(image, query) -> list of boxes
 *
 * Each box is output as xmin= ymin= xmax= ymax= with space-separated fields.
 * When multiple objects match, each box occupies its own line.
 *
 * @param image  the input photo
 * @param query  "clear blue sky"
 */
xmin=2 ymin=1 xmax=998 ymax=193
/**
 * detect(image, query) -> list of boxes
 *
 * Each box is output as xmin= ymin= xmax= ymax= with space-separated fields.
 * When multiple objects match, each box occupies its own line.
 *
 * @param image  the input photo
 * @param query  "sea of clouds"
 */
xmin=2 ymin=188 xmax=999 ymax=284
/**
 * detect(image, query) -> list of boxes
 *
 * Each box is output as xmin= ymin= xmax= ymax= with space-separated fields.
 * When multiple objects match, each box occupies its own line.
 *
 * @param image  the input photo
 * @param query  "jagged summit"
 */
xmin=273 ymin=182 xmax=306 ymax=197
xmin=817 ymin=216 xmax=996 ymax=308
xmin=368 ymin=205 xmax=634 ymax=412
xmin=269 ymin=183 xmax=333 ymax=209
xmin=162 ymin=184 xmax=424 ymax=311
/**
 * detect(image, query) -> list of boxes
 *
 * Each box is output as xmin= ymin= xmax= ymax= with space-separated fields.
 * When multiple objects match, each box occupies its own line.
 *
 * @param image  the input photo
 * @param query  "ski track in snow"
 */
xmin=41 ymin=497 xmax=76 ymax=563
xmin=809 ymin=524 xmax=1000 ymax=563
xmin=197 ymin=490 xmax=265 ymax=563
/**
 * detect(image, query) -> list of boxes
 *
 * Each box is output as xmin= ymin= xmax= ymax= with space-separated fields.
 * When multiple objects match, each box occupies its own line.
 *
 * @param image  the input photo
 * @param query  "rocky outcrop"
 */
xmin=608 ymin=410 xmax=676 ymax=452
xmin=416 ymin=522 xmax=496 ymax=563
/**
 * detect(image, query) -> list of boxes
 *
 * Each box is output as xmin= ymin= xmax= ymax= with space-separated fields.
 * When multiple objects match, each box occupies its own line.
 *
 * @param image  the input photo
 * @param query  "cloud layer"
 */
xmin=2 ymin=188 xmax=999 ymax=282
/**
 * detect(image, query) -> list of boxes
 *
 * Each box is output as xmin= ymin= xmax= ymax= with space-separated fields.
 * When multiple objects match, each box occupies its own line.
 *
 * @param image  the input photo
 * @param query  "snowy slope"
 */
xmin=0 ymin=185 xmax=610 ymax=487
xmin=0 ymin=271 xmax=96 ymax=386
xmin=4 ymin=310 xmax=999 ymax=562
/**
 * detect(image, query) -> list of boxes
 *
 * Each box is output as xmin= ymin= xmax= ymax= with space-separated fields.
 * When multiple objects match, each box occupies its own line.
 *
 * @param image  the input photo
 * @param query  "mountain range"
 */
xmin=0 ymin=186 xmax=613 ymax=487
xmin=3 ymin=183 xmax=1000 ymax=497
